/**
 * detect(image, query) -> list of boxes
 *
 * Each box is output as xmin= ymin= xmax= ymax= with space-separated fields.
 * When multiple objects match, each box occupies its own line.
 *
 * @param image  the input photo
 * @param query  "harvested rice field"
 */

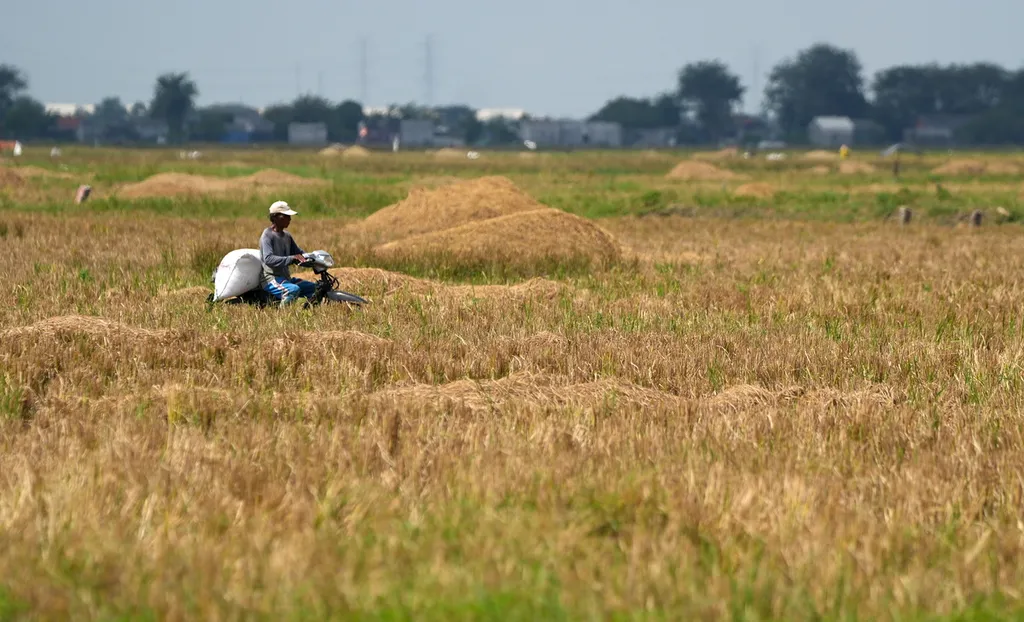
xmin=3 ymin=145 xmax=1024 ymax=620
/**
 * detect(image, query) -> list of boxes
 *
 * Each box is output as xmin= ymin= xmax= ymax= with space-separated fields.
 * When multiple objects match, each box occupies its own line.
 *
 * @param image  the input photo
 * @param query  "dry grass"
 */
xmin=5 ymin=149 xmax=1024 ymax=619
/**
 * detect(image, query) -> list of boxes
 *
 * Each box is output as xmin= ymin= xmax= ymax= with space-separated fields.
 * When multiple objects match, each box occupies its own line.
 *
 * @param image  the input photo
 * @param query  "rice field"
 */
xmin=3 ymin=145 xmax=1024 ymax=620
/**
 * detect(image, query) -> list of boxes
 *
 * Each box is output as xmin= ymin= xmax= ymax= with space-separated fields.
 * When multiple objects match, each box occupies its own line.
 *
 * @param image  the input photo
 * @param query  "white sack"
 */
xmin=212 ymin=248 xmax=263 ymax=301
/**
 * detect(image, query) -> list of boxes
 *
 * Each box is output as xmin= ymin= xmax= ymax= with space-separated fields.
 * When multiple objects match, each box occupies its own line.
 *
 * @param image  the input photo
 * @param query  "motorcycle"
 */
xmin=208 ymin=250 xmax=369 ymax=309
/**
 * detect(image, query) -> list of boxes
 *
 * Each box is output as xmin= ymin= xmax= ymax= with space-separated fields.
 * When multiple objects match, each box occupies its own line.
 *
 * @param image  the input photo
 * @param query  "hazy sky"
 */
xmin=4 ymin=0 xmax=1022 ymax=117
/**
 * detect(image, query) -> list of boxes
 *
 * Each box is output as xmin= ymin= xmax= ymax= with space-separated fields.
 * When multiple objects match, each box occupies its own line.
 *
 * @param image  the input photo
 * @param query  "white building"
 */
xmin=476 ymin=108 xmax=527 ymax=122
xmin=45 ymin=103 xmax=96 ymax=117
xmin=287 ymin=122 xmax=328 ymax=146
xmin=399 ymin=119 xmax=435 ymax=147
xmin=808 ymin=116 xmax=854 ymax=147
xmin=585 ymin=121 xmax=623 ymax=147
xmin=520 ymin=119 xmax=623 ymax=148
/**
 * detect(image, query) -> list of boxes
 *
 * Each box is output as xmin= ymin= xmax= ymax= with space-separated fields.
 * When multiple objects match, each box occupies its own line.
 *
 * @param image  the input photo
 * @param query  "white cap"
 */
xmin=269 ymin=200 xmax=297 ymax=216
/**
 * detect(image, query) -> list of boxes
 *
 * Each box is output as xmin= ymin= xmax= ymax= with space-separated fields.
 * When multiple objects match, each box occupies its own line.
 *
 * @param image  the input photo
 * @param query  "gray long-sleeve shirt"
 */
xmin=259 ymin=227 xmax=304 ymax=281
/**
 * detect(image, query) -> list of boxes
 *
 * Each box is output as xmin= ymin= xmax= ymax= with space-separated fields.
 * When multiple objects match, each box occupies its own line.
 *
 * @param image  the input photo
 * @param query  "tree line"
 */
xmin=4 ymin=42 xmax=1024 ymax=145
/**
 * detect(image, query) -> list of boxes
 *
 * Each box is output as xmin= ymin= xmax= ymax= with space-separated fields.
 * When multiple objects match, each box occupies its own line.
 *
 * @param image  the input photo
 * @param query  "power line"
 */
xmin=360 ymin=38 xmax=368 ymax=104
xmin=424 ymin=34 xmax=434 ymax=106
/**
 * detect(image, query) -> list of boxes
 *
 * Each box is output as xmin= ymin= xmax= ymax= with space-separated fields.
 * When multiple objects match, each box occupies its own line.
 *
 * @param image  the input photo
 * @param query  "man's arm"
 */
xmin=288 ymin=234 xmax=305 ymax=257
xmin=260 ymin=233 xmax=297 ymax=268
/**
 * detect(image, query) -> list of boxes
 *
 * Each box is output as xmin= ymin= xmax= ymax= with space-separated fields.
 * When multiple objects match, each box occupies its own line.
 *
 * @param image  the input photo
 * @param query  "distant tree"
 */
xmin=871 ymin=62 xmax=1013 ymax=141
xmin=261 ymin=103 xmax=294 ymax=141
xmin=290 ymin=95 xmax=332 ymax=124
xmin=193 ymin=108 xmax=232 ymax=142
xmin=0 ymin=64 xmax=29 ymax=135
xmin=93 ymin=97 xmax=129 ymax=125
xmin=149 ymin=72 xmax=199 ymax=142
xmin=651 ymin=93 xmax=682 ymax=127
xmin=0 ymin=64 xmax=28 ymax=115
xmin=871 ymin=64 xmax=944 ymax=140
xmin=677 ymin=60 xmax=744 ymax=141
xmin=4 ymin=95 xmax=54 ymax=138
xmin=334 ymin=100 xmax=365 ymax=142
xmin=129 ymin=101 xmax=148 ymax=117
xmin=481 ymin=117 xmax=520 ymax=145
xmin=765 ymin=43 xmax=869 ymax=138
xmin=590 ymin=96 xmax=676 ymax=129
xmin=934 ymin=63 xmax=1009 ymax=114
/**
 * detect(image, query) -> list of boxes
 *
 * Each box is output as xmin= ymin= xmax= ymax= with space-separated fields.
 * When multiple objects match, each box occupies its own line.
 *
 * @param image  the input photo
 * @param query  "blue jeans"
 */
xmin=263 ymin=277 xmax=316 ymax=305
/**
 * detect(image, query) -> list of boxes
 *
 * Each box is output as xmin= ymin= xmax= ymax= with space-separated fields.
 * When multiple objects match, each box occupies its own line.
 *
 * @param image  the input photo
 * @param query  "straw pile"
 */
xmin=665 ymin=161 xmax=742 ymax=181
xmin=433 ymin=148 xmax=466 ymax=159
xmin=692 ymin=147 xmax=739 ymax=161
xmin=342 ymin=145 xmax=372 ymax=159
xmin=733 ymin=183 xmax=777 ymax=199
xmin=802 ymin=150 xmax=838 ymax=161
xmin=0 ymin=315 xmax=172 ymax=345
xmin=351 ymin=176 xmax=546 ymax=243
xmin=837 ymin=161 xmax=877 ymax=175
xmin=932 ymin=159 xmax=987 ymax=175
xmin=117 ymin=169 xmax=329 ymax=199
xmin=318 ymin=144 xmax=346 ymax=156
xmin=370 ymin=371 xmax=684 ymax=413
xmin=374 ymin=208 xmax=621 ymax=266
xmin=347 ymin=176 xmax=621 ymax=268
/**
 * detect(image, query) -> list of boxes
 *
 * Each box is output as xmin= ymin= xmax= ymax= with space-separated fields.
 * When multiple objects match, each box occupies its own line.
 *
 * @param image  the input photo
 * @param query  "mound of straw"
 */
xmin=802 ymin=150 xmax=838 ymax=162
xmin=733 ymin=182 xmax=777 ymax=199
xmin=837 ymin=161 xmax=877 ymax=175
xmin=665 ymin=161 xmax=742 ymax=181
xmin=117 ymin=169 xmax=328 ymax=199
xmin=0 ymin=315 xmax=172 ymax=344
xmin=350 ymin=176 xmax=546 ymax=243
xmin=692 ymin=147 xmax=738 ymax=161
xmin=931 ymin=159 xmax=987 ymax=175
xmin=374 ymin=208 xmax=621 ymax=268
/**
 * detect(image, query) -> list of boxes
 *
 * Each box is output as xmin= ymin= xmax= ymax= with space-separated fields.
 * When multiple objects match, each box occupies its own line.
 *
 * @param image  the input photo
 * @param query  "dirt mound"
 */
xmin=806 ymin=165 xmax=832 ymax=175
xmin=666 ymin=161 xmax=742 ymax=181
xmin=692 ymin=147 xmax=738 ymax=161
xmin=352 ymin=176 xmax=546 ymax=243
xmin=802 ymin=150 xmax=838 ymax=161
xmin=733 ymin=183 xmax=777 ymax=199
xmin=0 ymin=315 xmax=171 ymax=343
xmin=838 ymin=161 xmax=877 ymax=175
xmin=932 ymin=159 xmax=987 ymax=175
xmin=374 ymin=208 xmax=621 ymax=268
xmin=117 ymin=169 xmax=328 ymax=198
